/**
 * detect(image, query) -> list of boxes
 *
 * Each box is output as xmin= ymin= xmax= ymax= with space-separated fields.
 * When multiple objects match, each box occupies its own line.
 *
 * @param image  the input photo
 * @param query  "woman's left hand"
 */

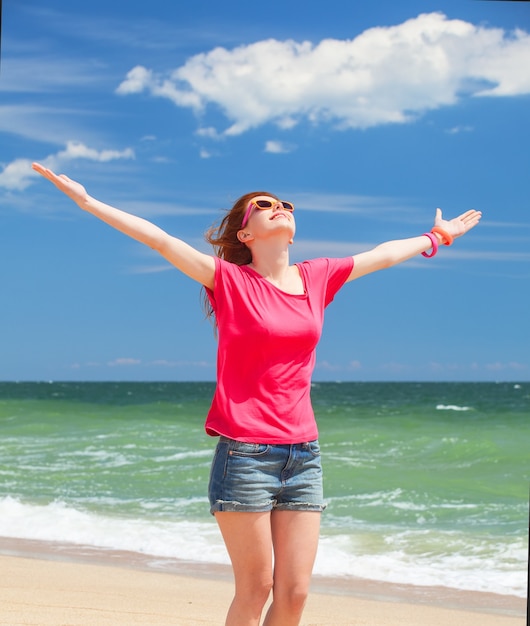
xmin=434 ymin=207 xmax=482 ymax=240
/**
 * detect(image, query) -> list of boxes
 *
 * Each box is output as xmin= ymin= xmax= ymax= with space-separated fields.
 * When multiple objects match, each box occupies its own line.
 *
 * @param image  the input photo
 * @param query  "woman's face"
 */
xmin=243 ymin=195 xmax=296 ymax=240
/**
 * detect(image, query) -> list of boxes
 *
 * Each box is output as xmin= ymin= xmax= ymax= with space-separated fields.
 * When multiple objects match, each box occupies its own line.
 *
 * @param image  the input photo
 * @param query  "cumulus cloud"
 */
xmin=116 ymin=12 xmax=530 ymax=136
xmin=0 ymin=159 xmax=35 ymax=192
xmin=54 ymin=142 xmax=135 ymax=163
xmin=0 ymin=141 xmax=134 ymax=191
xmin=264 ymin=140 xmax=295 ymax=154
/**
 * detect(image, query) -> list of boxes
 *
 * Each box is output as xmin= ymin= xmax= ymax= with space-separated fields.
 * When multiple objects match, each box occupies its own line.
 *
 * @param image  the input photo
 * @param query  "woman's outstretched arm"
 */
xmin=347 ymin=207 xmax=482 ymax=281
xmin=32 ymin=163 xmax=215 ymax=289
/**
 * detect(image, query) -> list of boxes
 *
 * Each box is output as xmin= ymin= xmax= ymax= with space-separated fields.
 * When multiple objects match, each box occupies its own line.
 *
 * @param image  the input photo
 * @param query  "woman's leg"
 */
xmin=215 ymin=511 xmax=274 ymax=626
xmin=262 ymin=510 xmax=321 ymax=626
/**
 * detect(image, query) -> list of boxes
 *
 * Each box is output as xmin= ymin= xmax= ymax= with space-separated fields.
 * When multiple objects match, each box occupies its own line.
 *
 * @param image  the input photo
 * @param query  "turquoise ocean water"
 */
xmin=0 ymin=381 xmax=528 ymax=597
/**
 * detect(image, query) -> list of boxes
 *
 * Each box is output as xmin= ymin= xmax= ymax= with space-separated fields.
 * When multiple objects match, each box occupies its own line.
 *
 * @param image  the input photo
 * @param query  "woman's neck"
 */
xmin=248 ymin=242 xmax=291 ymax=281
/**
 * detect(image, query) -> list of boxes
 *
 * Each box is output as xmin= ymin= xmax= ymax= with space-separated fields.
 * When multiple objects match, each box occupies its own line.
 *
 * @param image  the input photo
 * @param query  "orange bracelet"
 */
xmin=431 ymin=226 xmax=453 ymax=246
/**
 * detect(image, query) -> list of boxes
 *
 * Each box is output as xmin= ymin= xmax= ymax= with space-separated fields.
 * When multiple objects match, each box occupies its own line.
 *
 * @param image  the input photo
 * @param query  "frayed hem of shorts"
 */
xmin=210 ymin=499 xmax=274 ymax=515
xmin=210 ymin=499 xmax=326 ymax=515
xmin=275 ymin=502 xmax=327 ymax=512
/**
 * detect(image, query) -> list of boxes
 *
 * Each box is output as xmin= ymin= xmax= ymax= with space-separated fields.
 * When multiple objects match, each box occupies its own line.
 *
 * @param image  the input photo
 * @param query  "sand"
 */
xmin=0 ymin=538 xmax=525 ymax=626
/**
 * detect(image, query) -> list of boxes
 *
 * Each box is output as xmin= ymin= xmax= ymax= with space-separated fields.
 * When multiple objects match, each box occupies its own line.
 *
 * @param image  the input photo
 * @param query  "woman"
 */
xmin=31 ymin=162 xmax=481 ymax=626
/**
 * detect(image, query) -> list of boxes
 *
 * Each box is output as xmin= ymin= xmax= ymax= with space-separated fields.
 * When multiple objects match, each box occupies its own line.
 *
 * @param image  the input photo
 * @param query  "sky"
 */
xmin=1 ymin=0 xmax=529 ymax=382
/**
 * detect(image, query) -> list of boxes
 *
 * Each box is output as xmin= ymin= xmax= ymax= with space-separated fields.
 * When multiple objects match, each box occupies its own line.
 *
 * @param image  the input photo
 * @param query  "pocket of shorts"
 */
xmin=306 ymin=440 xmax=321 ymax=457
xmin=210 ymin=441 xmax=230 ymax=482
xmin=228 ymin=441 xmax=270 ymax=457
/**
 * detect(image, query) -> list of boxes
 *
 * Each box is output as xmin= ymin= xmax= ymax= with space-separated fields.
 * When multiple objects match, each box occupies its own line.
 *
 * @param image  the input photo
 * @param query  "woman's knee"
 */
xmin=273 ymin=583 xmax=309 ymax=614
xmin=236 ymin=574 xmax=274 ymax=607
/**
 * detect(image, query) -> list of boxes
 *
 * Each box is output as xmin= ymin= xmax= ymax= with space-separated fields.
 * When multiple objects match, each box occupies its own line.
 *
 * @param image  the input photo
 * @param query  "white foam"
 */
xmin=0 ymin=496 xmax=229 ymax=565
xmin=436 ymin=404 xmax=472 ymax=411
xmin=0 ymin=496 xmax=525 ymax=597
xmin=315 ymin=531 xmax=527 ymax=597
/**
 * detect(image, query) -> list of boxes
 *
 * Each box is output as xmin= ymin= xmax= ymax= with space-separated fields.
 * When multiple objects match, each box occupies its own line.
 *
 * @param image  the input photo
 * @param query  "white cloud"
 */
xmin=116 ymin=65 xmax=153 ymax=95
xmin=0 ymin=105 xmax=103 ymax=145
xmin=315 ymin=360 xmax=343 ymax=372
xmin=107 ymin=358 xmax=141 ymax=367
xmin=116 ymin=12 xmax=530 ymax=136
xmin=291 ymin=238 xmax=530 ymax=265
xmin=381 ymin=362 xmax=411 ymax=374
xmin=485 ymin=361 xmax=528 ymax=372
xmin=0 ymin=141 xmax=135 ymax=191
xmin=0 ymin=57 xmax=107 ymax=94
xmin=264 ymin=140 xmax=296 ymax=154
xmin=196 ymin=126 xmax=222 ymax=140
xmin=446 ymin=125 xmax=474 ymax=134
xmin=72 ymin=358 xmax=213 ymax=370
xmin=116 ymin=65 xmax=201 ymax=108
xmin=149 ymin=359 xmax=212 ymax=368
xmin=291 ymin=192 xmax=413 ymax=214
xmin=55 ymin=142 xmax=135 ymax=163
xmin=0 ymin=159 xmax=35 ymax=191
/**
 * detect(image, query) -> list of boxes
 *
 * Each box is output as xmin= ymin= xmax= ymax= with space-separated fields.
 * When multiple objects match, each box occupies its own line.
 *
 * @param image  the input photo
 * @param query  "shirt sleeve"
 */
xmin=323 ymin=256 xmax=354 ymax=306
xmin=297 ymin=257 xmax=353 ymax=308
xmin=204 ymin=256 xmax=223 ymax=313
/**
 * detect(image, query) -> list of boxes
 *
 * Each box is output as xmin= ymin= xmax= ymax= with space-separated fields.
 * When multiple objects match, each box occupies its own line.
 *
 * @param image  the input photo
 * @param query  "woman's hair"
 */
xmin=201 ymin=190 xmax=278 ymax=322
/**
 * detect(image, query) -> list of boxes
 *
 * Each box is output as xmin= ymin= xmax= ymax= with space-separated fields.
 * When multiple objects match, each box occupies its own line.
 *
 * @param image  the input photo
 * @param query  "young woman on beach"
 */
xmin=32 ymin=162 xmax=481 ymax=626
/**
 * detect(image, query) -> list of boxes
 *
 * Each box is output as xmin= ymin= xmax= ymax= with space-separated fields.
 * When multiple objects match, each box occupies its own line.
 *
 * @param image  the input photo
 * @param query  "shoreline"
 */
xmin=0 ymin=536 xmax=525 ymax=625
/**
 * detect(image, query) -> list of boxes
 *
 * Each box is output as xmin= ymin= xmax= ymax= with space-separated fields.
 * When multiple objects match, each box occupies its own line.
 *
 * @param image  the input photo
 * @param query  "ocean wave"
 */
xmin=436 ymin=404 xmax=472 ymax=411
xmin=316 ymin=531 xmax=526 ymax=597
xmin=0 ymin=496 xmax=525 ymax=598
xmin=0 ymin=496 xmax=228 ymax=565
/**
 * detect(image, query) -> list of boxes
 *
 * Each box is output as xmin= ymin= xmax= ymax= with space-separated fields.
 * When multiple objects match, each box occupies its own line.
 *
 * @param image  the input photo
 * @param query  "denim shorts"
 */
xmin=208 ymin=436 xmax=326 ymax=514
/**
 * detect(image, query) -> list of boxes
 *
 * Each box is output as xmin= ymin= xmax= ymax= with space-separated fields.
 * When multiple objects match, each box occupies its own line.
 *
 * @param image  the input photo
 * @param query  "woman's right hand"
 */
xmin=32 ymin=163 xmax=89 ymax=207
xmin=32 ymin=162 xmax=215 ymax=288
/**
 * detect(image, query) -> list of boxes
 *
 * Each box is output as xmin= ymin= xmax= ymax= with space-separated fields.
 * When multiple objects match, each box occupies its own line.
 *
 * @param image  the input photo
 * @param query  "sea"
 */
xmin=0 ymin=381 xmax=528 ymax=599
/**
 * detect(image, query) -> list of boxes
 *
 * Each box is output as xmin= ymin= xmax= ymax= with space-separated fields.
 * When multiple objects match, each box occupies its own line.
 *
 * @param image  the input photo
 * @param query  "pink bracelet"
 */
xmin=421 ymin=232 xmax=438 ymax=258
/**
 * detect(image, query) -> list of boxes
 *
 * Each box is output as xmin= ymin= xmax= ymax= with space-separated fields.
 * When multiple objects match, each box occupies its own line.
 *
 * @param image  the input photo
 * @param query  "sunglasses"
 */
xmin=241 ymin=199 xmax=295 ymax=228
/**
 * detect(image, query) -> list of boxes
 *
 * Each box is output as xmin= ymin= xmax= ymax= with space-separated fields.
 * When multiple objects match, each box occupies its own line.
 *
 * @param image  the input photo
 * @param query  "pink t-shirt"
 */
xmin=204 ymin=256 xmax=354 ymax=443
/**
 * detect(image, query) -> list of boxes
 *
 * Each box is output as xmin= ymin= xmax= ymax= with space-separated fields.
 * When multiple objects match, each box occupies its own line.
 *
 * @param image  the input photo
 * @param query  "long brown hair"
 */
xmin=202 ymin=191 xmax=279 ymax=322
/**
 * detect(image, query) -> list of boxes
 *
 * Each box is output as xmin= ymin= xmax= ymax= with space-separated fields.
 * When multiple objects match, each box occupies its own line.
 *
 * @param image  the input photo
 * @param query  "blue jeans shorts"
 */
xmin=208 ymin=436 xmax=326 ymax=514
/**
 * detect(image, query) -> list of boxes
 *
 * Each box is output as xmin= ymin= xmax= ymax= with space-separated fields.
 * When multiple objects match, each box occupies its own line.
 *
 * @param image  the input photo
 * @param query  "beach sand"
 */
xmin=0 ymin=538 xmax=525 ymax=626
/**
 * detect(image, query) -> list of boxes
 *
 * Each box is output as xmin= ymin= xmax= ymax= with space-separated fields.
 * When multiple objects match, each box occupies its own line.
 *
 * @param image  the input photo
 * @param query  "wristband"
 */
xmin=431 ymin=226 xmax=453 ymax=246
xmin=421 ymin=232 xmax=438 ymax=258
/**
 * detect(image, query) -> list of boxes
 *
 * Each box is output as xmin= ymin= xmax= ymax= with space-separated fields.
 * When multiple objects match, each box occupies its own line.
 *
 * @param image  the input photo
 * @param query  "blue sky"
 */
xmin=1 ymin=0 xmax=529 ymax=382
